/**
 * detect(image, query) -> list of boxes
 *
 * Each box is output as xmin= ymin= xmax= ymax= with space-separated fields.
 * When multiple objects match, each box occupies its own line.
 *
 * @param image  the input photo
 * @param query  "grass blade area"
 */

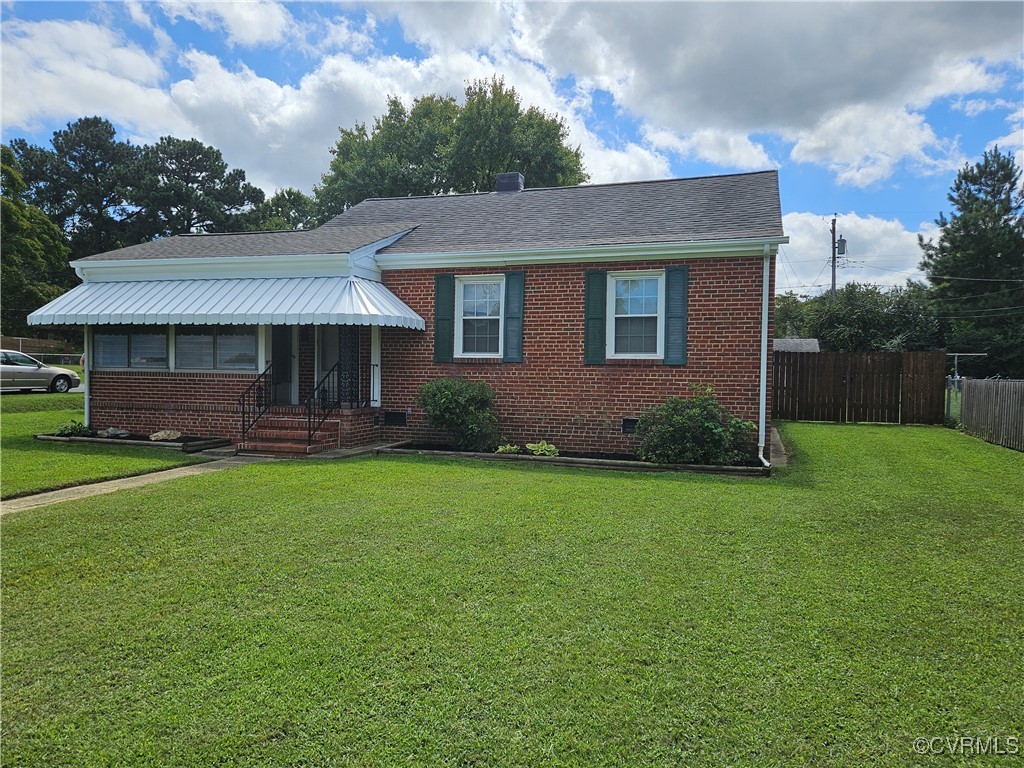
xmin=0 ymin=394 xmax=210 ymax=499
xmin=2 ymin=423 xmax=1022 ymax=766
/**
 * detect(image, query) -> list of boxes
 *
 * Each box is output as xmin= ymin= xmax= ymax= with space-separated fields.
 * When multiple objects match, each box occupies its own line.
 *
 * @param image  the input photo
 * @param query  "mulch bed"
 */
xmin=379 ymin=443 xmax=769 ymax=476
xmin=36 ymin=433 xmax=232 ymax=453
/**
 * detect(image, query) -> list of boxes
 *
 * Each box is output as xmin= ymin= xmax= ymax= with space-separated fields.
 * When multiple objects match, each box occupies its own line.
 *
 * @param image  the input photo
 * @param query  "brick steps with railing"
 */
xmin=237 ymin=410 xmax=341 ymax=455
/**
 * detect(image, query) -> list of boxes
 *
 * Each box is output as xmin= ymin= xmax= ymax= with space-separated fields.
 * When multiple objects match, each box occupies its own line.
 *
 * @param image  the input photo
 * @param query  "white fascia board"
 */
xmin=373 ymin=236 xmax=790 ymax=270
xmin=72 ymin=253 xmax=353 ymax=283
xmin=347 ymin=229 xmax=413 ymax=278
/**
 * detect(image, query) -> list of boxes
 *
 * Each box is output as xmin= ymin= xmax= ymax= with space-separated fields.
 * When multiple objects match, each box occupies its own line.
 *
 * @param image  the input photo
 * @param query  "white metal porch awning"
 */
xmin=28 ymin=276 xmax=425 ymax=330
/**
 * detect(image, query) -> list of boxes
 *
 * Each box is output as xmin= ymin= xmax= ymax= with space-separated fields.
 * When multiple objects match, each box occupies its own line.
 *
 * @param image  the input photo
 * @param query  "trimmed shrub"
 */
xmin=635 ymin=387 xmax=755 ymax=466
xmin=414 ymin=377 xmax=500 ymax=452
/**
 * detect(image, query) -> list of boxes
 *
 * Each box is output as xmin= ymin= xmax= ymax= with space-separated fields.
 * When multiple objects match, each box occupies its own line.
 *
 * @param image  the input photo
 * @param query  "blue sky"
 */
xmin=2 ymin=1 xmax=1022 ymax=295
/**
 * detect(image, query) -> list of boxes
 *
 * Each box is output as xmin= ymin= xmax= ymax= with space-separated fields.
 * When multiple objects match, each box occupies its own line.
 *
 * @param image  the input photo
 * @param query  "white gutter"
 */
xmin=375 ymin=236 xmax=790 ymax=270
xmin=758 ymin=244 xmax=771 ymax=469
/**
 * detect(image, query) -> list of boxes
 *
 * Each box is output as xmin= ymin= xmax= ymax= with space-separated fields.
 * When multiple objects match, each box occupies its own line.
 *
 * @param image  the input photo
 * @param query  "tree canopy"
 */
xmin=1 ymin=146 xmax=72 ymax=336
xmin=121 ymin=136 xmax=265 ymax=238
xmin=918 ymin=147 xmax=1024 ymax=377
xmin=315 ymin=77 xmax=588 ymax=220
xmin=778 ymin=283 xmax=940 ymax=353
xmin=9 ymin=116 xmax=139 ymax=262
xmin=10 ymin=118 xmax=267 ymax=254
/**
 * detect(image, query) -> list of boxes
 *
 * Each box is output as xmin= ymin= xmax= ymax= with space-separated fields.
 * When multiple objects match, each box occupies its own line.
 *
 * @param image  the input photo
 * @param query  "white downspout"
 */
xmin=758 ymin=245 xmax=771 ymax=468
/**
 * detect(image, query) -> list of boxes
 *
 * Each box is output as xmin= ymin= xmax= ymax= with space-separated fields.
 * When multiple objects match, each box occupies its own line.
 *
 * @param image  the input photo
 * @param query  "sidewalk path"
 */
xmin=1 ymin=455 xmax=275 ymax=515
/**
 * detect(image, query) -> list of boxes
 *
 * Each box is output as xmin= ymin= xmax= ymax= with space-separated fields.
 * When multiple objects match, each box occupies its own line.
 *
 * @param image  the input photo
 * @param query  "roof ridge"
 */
xmin=353 ymin=169 xmax=778 ymax=204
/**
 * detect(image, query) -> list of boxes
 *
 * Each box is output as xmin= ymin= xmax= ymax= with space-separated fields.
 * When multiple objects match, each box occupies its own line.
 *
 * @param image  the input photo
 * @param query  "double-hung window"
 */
xmin=607 ymin=271 xmax=665 ymax=359
xmin=584 ymin=266 xmax=688 ymax=365
xmin=455 ymin=276 xmax=504 ymax=358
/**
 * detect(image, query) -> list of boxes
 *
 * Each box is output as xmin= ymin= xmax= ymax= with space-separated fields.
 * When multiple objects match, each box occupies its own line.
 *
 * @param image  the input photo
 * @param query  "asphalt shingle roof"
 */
xmin=77 ymin=171 xmax=783 ymax=262
xmin=333 ymin=171 xmax=783 ymax=254
xmin=75 ymin=222 xmax=416 ymax=262
xmin=774 ymin=338 xmax=821 ymax=352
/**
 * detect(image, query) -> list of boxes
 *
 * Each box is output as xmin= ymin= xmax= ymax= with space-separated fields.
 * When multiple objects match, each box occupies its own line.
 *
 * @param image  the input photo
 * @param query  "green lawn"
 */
xmin=2 ymin=424 xmax=1022 ymax=766
xmin=0 ymin=394 xmax=210 ymax=499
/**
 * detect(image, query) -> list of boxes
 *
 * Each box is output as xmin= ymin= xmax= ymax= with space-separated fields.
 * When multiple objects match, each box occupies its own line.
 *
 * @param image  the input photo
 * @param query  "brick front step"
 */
xmin=238 ymin=408 xmax=345 ymax=456
xmin=238 ymin=438 xmax=339 ymax=456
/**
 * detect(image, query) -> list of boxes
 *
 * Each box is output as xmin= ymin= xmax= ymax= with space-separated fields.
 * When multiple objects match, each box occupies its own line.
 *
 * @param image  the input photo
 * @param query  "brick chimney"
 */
xmin=495 ymin=172 xmax=525 ymax=192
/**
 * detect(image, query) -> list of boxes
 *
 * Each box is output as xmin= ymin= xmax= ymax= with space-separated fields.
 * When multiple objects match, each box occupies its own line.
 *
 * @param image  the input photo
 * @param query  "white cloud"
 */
xmin=789 ymin=105 xmax=964 ymax=187
xmin=125 ymin=0 xmax=154 ymax=30
xmin=779 ymin=212 xmax=940 ymax=296
xmin=158 ymin=1 xmax=295 ymax=47
xmin=643 ymin=125 xmax=774 ymax=170
xmin=0 ymin=19 xmax=186 ymax=138
xmin=987 ymin=107 xmax=1024 ymax=183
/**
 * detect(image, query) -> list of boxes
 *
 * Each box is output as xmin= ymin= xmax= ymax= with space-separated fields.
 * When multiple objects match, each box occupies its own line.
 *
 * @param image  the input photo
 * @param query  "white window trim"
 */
xmin=455 ymin=274 xmax=505 ymax=359
xmin=606 ymin=270 xmax=665 ymax=360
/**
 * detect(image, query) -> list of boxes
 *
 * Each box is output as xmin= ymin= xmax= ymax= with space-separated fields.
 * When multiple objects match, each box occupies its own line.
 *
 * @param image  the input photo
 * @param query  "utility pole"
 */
xmin=830 ymin=215 xmax=846 ymax=297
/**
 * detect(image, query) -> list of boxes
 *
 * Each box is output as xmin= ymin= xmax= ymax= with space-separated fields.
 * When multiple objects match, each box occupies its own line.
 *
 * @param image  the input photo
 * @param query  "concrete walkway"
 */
xmin=1 ymin=455 xmax=275 ymax=515
xmin=770 ymin=427 xmax=790 ymax=467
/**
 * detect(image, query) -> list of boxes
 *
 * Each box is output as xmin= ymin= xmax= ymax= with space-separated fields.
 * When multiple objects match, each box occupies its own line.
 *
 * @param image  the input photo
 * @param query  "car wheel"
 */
xmin=51 ymin=375 xmax=72 ymax=393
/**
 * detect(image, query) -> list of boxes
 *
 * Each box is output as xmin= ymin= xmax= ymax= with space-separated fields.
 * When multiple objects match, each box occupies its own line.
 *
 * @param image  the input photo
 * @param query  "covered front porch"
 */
xmin=29 ymin=275 xmax=425 ymax=455
xmin=238 ymin=323 xmax=386 ymax=455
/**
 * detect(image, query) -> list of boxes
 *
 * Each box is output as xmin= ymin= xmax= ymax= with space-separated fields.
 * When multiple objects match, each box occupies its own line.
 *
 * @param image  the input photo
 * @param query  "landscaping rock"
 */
xmin=149 ymin=430 xmax=182 ymax=441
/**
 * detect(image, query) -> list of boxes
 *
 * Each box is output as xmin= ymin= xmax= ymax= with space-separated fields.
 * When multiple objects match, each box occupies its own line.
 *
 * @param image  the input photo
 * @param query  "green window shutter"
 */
xmin=584 ymin=270 xmax=607 ymax=365
xmin=503 ymin=271 xmax=525 ymax=363
xmin=434 ymin=273 xmax=455 ymax=363
xmin=664 ymin=265 xmax=689 ymax=365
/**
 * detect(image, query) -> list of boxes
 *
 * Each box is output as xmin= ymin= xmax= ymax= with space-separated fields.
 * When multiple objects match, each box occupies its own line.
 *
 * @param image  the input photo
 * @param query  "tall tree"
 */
xmin=243 ymin=188 xmax=317 ymax=231
xmin=123 ymin=136 xmax=264 ymax=237
xmin=449 ymin=77 xmax=586 ymax=193
xmin=799 ymin=282 xmax=940 ymax=352
xmin=919 ymin=147 xmax=1024 ymax=377
xmin=9 ymin=116 xmax=139 ymax=260
xmin=1 ymin=146 xmax=72 ymax=335
xmin=316 ymin=77 xmax=587 ymax=220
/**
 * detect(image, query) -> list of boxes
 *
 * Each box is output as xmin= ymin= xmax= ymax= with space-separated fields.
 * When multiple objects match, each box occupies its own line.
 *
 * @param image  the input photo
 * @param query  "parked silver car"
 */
xmin=0 ymin=350 xmax=81 ymax=393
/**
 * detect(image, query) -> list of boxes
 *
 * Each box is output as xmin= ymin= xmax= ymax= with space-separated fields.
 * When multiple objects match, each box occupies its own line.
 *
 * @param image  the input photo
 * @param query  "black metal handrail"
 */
xmin=239 ymin=362 xmax=274 ymax=439
xmin=306 ymin=362 xmax=341 ymax=445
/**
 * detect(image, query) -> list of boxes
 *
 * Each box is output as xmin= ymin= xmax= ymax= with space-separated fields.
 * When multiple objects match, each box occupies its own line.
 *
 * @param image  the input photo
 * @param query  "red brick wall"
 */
xmin=89 ymin=370 xmax=257 ymax=439
xmin=380 ymin=256 xmax=775 ymax=457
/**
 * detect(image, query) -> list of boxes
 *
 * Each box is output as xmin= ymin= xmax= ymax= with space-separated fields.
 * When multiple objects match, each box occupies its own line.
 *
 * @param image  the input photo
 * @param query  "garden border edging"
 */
xmin=375 ymin=446 xmax=770 ymax=476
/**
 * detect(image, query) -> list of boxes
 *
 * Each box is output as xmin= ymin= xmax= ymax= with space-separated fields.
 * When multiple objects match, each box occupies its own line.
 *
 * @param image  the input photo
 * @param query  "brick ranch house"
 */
xmin=29 ymin=170 xmax=787 ymax=463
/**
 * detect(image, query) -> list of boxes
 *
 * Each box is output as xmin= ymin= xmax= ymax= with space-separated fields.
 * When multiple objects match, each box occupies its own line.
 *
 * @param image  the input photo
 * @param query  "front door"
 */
xmin=271 ymin=326 xmax=295 ymax=405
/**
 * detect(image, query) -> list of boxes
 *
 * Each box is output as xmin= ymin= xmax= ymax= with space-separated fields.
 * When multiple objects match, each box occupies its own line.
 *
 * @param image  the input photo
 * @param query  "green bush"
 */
xmin=414 ymin=378 xmax=500 ymax=452
xmin=525 ymin=440 xmax=558 ymax=456
xmin=495 ymin=443 xmax=521 ymax=454
xmin=635 ymin=387 xmax=755 ymax=466
xmin=54 ymin=419 xmax=95 ymax=437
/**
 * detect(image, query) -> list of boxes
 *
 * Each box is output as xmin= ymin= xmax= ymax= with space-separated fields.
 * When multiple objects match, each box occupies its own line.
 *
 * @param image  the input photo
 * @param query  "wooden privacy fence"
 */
xmin=773 ymin=351 xmax=946 ymax=424
xmin=961 ymin=379 xmax=1024 ymax=452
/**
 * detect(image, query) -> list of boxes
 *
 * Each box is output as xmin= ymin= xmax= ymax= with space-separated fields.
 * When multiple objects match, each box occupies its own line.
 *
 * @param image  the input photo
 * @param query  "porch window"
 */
xmin=174 ymin=325 xmax=256 ymax=370
xmin=175 ymin=326 xmax=215 ymax=369
xmin=455 ymin=276 xmax=503 ymax=357
xmin=216 ymin=327 xmax=257 ymax=369
xmin=94 ymin=326 xmax=168 ymax=369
